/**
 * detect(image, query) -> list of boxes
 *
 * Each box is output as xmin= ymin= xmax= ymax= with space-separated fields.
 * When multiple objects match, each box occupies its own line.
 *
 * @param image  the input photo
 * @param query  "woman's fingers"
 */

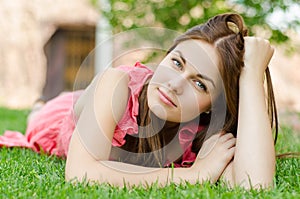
xmin=225 ymin=146 xmax=235 ymax=161
xmin=217 ymin=133 xmax=236 ymax=159
xmin=218 ymin=132 xmax=234 ymax=143
xmin=218 ymin=134 xmax=236 ymax=150
xmin=221 ymin=133 xmax=236 ymax=161
xmin=224 ymin=137 xmax=236 ymax=149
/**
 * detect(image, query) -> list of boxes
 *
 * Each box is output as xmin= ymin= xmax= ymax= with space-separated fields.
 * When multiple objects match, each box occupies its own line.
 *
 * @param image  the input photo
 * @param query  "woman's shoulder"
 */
xmin=114 ymin=62 xmax=153 ymax=78
xmin=96 ymin=61 xmax=153 ymax=86
xmin=101 ymin=66 xmax=130 ymax=81
xmin=74 ymin=67 xmax=130 ymax=117
xmin=74 ymin=62 xmax=152 ymax=118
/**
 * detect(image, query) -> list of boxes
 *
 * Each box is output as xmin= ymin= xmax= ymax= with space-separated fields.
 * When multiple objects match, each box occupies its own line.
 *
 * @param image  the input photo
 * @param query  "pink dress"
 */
xmin=0 ymin=62 xmax=204 ymax=167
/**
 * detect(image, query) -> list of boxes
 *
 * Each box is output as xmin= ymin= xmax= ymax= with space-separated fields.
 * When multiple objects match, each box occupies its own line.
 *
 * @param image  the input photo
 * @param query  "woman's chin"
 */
xmin=148 ymin=103 xmax=168 ymax=120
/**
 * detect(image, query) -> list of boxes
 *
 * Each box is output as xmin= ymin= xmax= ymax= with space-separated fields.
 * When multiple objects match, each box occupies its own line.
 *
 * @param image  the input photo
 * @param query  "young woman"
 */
xmin=0 ymin=13 xmax=277 ymax=189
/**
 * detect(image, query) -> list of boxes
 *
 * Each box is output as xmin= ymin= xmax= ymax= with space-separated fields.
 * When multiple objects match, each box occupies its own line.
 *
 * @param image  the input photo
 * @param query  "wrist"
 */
xmin=169 ymin=167 xmax=198 ymax=184
xmin=189 ymin=162 xmax=215 ymax=184
xmin=240 ymin=67 xmax=264 ymax=84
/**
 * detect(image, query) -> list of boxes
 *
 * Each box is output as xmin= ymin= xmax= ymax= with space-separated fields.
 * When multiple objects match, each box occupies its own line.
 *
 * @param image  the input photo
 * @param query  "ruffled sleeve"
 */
xmin=179 ymin=122 xmax=205 ymax=167
xmin=165 ymin=122 xmax=205 ymax=168
xmin=112 ymin=62 xmax=153 ymax=147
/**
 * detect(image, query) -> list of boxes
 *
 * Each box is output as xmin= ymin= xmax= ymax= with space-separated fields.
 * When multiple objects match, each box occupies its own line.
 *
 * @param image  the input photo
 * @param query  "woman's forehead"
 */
xmin=172 ymin=40 xmax=220 ymax=79
xmin=172 ymin=40 xmax=220 ymax=70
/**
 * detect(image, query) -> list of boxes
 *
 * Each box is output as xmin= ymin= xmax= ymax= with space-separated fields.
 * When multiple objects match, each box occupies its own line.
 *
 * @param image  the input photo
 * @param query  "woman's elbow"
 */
xmin=65 ymin=159 xmax=86 ymax=183
xmin=234 ymin=172 xmax=275 ymax=190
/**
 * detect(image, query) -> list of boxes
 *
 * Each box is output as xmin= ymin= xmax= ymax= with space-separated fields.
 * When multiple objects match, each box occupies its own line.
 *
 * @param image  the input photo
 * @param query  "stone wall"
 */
xmin=0 ymin=0 xmax=99 ymax=108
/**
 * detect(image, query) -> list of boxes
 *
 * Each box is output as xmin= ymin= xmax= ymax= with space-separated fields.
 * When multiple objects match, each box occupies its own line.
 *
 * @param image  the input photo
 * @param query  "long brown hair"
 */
xmin=113 ymin=13 xmax=278 ymax=167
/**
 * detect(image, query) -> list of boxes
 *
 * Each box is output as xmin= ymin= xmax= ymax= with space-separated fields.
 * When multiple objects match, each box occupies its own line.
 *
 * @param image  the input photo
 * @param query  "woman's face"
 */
xmin=147 ymin=39 xmax=221 ymax=123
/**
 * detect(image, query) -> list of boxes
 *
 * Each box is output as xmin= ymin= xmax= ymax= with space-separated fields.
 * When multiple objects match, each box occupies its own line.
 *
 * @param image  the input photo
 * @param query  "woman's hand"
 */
xmin=191 ymin=132 xmax=236 ymax=183
xmin=243 ymin=37 xmax=274 ymax=80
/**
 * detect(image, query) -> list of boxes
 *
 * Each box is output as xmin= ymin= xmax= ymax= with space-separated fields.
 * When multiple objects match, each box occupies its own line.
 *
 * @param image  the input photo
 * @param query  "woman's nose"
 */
xmin=167 ymin=77 xmax=185 ymax=95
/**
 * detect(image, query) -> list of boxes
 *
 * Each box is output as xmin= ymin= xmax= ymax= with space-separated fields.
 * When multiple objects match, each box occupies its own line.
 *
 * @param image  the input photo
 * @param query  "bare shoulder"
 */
xmin=74 ymin=67 xmax=129 ymax=119
xmin=94 ymin=67 xmax=130 ymax=93
xmin=69 ymin=67 xmax=130 ymax=160
xmin=93 ymin=68 xmax=130 ymax=122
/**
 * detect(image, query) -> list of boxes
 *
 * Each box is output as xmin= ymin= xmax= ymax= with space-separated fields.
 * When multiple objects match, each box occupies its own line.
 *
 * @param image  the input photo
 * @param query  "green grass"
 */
xmin=0 ymin=107 xmax=299 ymax=198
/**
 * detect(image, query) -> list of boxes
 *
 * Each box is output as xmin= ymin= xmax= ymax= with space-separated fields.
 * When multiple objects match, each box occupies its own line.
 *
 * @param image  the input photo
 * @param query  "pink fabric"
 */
xmin=0 ymin=62 xmax=204 ymax=167
xmin=176 ymin=123 xmax=204 ymax=167
xmin=112 ymin=62 xmax=154 ymax=146
xmin=0 ymin=91 xmax=83 ymax=157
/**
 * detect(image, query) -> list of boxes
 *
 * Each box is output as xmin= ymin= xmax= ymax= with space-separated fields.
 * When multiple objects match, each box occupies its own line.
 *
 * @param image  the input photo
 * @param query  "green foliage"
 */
xmin=100 ymin=0 xmax=300 ymax=44
xmin=0 ymin=108 xmax=300 ymax=198
xmin=0 ymin=147 xmax=299 ymax=198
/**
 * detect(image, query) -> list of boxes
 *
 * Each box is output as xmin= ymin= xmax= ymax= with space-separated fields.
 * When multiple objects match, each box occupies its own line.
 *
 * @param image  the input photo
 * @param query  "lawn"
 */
xmin=0 ymin=107 xmax=299 ymax=198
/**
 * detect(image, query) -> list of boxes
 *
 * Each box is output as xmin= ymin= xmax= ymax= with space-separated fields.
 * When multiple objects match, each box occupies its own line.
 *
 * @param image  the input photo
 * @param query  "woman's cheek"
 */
xmin=179 ymin=93 xmax=202 ymax=120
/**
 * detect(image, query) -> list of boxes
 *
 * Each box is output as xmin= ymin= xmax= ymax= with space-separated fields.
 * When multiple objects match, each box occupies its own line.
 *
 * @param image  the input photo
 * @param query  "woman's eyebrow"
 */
xmin=197 ymin=74 xmax=216 ymax=88
xmin=174 ymin=50 xmax=186 ymax=64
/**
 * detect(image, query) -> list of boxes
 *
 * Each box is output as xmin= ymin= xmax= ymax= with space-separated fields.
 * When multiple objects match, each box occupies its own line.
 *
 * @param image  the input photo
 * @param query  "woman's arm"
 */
xmin=66 ymin=129 xmax=236 ymax=187
xmin=233 ymin=37 xmax=275 ymax=188
xmin=66 ymin=130 xmax=211 ymax=187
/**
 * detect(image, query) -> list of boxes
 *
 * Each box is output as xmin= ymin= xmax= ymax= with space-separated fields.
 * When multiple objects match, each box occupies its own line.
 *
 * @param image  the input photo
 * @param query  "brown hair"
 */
xmin=114 ymin=13 xmax=278 ymax=167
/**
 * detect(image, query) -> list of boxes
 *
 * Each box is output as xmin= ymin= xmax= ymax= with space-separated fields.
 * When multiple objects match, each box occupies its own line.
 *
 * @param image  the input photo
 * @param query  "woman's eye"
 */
xmin=171 ymin=58 xmax=183 ymax=69
xmin=194 ymin=80 xmax=207 ymax=91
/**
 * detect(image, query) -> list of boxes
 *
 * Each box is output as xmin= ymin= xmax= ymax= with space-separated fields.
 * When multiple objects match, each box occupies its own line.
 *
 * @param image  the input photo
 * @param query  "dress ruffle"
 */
xmin=112 ymin=62 xmax=153 ymax=146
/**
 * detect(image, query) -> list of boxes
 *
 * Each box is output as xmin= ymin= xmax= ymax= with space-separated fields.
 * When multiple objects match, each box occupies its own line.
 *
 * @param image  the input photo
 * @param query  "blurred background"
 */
xmin=0 ymin=0 xmax=299 ymax=128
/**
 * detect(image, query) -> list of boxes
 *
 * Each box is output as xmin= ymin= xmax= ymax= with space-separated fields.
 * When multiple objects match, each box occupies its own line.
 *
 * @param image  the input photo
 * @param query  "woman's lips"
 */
xmin=157 ymin=88 xmax=177 ymax=107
